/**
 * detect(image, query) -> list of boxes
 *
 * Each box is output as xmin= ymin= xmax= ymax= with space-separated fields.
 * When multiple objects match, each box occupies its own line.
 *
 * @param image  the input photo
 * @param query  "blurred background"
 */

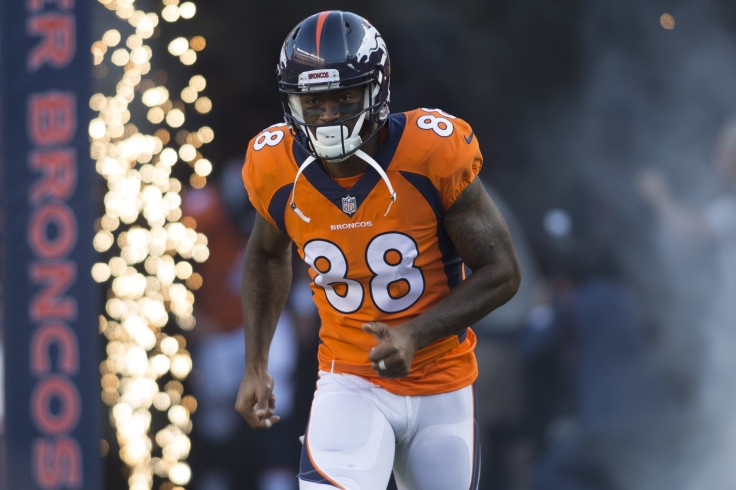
xmin=2 ymin=0 xmax=736 ymax=489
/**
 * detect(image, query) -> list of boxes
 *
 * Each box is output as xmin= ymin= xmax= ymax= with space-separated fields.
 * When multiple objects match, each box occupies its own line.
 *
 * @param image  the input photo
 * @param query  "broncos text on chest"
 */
xmin=330 ymin=220 xmax=373 ymax=231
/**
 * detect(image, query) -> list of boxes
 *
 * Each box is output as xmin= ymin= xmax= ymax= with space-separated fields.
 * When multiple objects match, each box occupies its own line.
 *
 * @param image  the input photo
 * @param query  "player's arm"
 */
xmin=364 ymin=177 xmax=521 ymax=376
xmin=235 ymin=213 xmax=293 ymax=428
xmin=437 ymin=176 xmax=521 ymax=329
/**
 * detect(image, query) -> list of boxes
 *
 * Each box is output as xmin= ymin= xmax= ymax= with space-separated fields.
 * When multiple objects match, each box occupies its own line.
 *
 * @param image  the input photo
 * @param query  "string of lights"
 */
xmin=89 ymin=0 xmax=212 ymax=488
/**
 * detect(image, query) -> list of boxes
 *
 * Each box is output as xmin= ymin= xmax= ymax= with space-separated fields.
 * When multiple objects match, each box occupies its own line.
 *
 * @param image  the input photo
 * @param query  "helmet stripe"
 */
xmin=315 ymin=11 xmax=331 ymax=59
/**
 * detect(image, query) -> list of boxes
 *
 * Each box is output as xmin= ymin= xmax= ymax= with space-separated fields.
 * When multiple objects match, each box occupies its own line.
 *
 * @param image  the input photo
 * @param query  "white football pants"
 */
xmin=298 ymin=371 xmax=480 ymax=490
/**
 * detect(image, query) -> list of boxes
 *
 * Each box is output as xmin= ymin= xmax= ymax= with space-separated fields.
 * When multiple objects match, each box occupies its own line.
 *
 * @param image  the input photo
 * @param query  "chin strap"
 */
xmin=289 ymin=155 xmax=317 ymax=223
xmin=289 ymin=150 xmax=397 ymax=223
xmin=354 ymin=149 xmax=396 ymax=217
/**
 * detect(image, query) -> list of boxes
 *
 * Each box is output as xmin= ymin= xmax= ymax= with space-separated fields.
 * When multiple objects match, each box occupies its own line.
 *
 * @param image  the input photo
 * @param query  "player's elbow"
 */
xmin=499 ymin=252 xmax=522 ymax=305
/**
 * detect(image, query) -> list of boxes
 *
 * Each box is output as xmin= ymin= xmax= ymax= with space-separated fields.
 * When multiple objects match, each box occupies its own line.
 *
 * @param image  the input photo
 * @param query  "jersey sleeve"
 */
xmin=436 ymin=114 xmax=482 ymax=211
xmin=241 ymin=124 xmax=293 ymax=229
xmin=402 ymin=109 xmax=483 ymax=212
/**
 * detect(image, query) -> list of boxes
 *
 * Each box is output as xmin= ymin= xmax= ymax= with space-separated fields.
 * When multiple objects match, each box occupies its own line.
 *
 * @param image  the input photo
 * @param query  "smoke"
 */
xmin=532 ymin=1 xmax=736 ymax=488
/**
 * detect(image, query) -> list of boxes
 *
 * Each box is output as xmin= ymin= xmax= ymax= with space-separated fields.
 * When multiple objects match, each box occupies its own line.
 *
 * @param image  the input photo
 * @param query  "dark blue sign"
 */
xmin=0 ymin=0 xmax=100 ymax=488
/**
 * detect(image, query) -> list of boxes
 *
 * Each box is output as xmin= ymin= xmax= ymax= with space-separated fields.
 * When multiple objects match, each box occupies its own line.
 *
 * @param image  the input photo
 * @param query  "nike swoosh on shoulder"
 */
xmin=464 ymin=131 xmax=474 ymax=144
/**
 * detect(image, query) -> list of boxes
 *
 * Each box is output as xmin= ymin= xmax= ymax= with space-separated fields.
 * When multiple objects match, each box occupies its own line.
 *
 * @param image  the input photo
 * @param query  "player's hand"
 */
xmin=363 ymin=322 xmax=417 ymax=378
xmin=234 ymin=370 xmax=280 ymax=430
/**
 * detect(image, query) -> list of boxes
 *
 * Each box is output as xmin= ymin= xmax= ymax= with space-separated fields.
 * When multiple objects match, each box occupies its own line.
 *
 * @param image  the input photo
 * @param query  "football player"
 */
xmin=235 ymin=10 xmax=521 ymax=490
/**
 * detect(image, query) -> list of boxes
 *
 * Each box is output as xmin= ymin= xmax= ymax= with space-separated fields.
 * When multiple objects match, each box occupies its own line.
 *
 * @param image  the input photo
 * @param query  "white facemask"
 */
xmin=308 ymin=121 xmax=364 ymax=162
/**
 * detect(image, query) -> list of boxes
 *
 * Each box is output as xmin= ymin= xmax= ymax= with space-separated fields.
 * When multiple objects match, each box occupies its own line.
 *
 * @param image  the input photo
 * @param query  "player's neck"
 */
xmin=323 ymin=158 xmax=366 ymax=179
xmin=322 ymin=135 xmax=380 ymax=179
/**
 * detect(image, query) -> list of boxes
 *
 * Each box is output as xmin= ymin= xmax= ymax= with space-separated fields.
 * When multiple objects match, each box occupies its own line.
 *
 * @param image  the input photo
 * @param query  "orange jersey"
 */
xmin=242 ymin=108 xmax=482 ymax=396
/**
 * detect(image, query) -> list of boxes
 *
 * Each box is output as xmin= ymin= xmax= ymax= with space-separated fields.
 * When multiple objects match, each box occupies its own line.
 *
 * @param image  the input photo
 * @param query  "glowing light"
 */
xmin=194 ymin=96 xmax=212 ymax=114
xmin=170 ymin=461 xmax=192 ymax=486
xmin=181 ymin=86 xmax=197 ymax=103
xmin=92 ymin=0 xmax=211 ymax=487
xmin=130 ymin=46 xmax=151 ymax=65
xmin=197 ymin=126 xmax=214 ymax=143
xmin=660 ymin=12 xmax=675 ymax=30
xmin=166 ymin=108 xmax=186 ymax=128
xmin=180 ymin=49 xmax=197 ymax=66
xmin=94 ymin=229 xmax=115 ymax=252
xmin=177 ymin=144 xmax=196 ymax=162
xmin=189 ymin=75 xmax=206 ymax=91
xmin=92 ymin=41 xmax=108 ymax=64
xmin=152 ymin=392 xmax=172 ymax=411
xmin=179 ymin=2 xmax=196 ymax=19
xmin=111 ymin=48 xmax=130 ymax=66
xmin=103 ymin=29 xmax=122 ymax=46
xmin=142 ymin=86 xmax=169 ymax=107
xmin=89 ymin=118 xmax=108 ymax=139
xmin=162 ymin=5 xmax=180 ymax=22
xmin=190 ymin=36 xmax=206 ymax=52
xmin=136 ymin=13 xmax=159 ymax=38
xmin=150 ymin=354 xmax=171 ymax=376
xmin=168 ymin=37 xmax=189 ymax=56
xmin=170 ymin=354 xmax=193 ymax=379
xmin=147 ymin=107 xmax=165 ymax=124
xmin=175 ymin=261 xmax=193 ymax=279
xmin=92 ymin=263 xmax=112 ymax=282
xmin=194 ymin=158 xmax=212 ymax=177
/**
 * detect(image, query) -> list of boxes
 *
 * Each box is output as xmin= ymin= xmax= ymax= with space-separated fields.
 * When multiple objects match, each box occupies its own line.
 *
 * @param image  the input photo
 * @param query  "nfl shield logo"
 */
xmin=342 ymin=195 xmax=357 ymax=215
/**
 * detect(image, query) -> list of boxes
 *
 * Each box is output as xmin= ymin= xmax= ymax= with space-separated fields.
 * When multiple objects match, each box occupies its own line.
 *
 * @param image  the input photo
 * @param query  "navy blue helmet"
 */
xmin=277 ymin=11 xmax=391 ymax=161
